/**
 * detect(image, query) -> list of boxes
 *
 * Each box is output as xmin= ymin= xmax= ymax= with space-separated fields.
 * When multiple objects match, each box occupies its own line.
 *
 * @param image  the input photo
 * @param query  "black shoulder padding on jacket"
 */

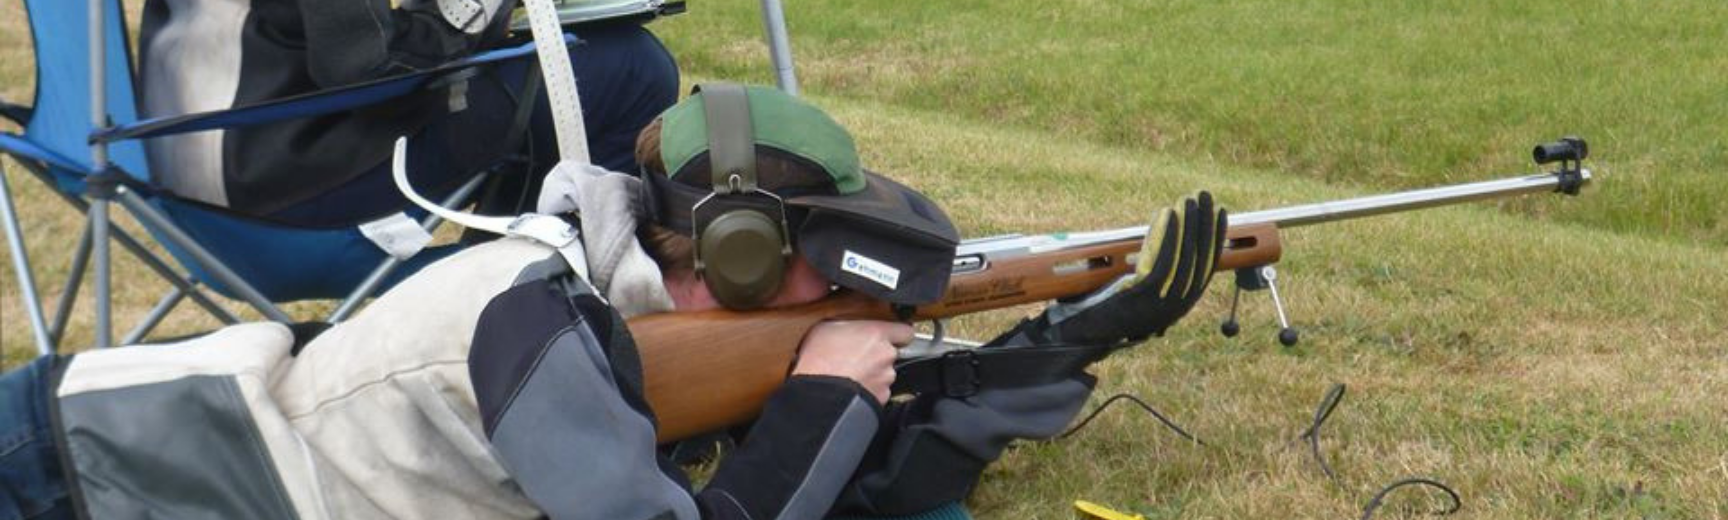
xmin=470 ymin=268 xmax=885 ymax=520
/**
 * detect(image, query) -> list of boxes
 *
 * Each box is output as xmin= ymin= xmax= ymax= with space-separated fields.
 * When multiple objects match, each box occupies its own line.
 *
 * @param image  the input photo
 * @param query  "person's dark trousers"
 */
xmin=481 ymin=22 xmax=682 ymax=215
xmin=0 ymin=356 xmax=73 ymax=520
xmin=268 ymin=23 xmax=680 ymax=228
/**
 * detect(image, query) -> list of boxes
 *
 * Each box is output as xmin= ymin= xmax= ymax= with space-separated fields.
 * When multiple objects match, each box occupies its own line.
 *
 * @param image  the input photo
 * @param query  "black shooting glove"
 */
xmin=1006 ymin=191 xmax=1227 ymax=347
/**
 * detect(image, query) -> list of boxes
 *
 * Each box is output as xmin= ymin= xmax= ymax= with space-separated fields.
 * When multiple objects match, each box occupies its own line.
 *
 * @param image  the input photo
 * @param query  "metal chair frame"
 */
xmin=1 ymin=0 xmax=523 ymax=354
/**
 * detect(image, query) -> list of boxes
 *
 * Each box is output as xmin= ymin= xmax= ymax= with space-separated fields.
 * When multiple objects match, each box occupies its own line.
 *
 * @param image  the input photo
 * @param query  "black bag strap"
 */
xmin=891 ymin=343 xmax=1119 ymax=398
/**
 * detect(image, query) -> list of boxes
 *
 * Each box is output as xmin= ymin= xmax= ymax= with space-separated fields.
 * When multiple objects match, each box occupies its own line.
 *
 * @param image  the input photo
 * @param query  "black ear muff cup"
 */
xmin=699 ymin=210 xmax=788 ymax=309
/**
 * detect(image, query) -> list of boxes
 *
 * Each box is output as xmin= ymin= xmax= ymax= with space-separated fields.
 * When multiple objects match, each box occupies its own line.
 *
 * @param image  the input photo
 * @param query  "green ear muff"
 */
xmin=690 ymin=83 xmax=792 ymax=310
xmin=698 ymin=210 xmax=787 ymax=309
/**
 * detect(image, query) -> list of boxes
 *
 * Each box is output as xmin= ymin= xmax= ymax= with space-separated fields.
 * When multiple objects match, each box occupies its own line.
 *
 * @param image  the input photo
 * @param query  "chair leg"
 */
xmin=115 ymin=187 xmax=293 ymax=323
xmin=88 ymin=0 xmax=112 ymax=349
xmin=0 ymin=167 xmax=54 ymax=355
xmin=49 ymin=225 xmax=94 ymax=348
xmin=329 ymin=173 xmax=489 ymax=323
xmin=107 ymin=221 xmax=240 ymax=325
xmin=122 ymin=283 xmax=190 ymax=345
xmin=90 ymin=197 xmax=115 ymax=348
xmin=15 ymin=160 xmax=240 ymax=326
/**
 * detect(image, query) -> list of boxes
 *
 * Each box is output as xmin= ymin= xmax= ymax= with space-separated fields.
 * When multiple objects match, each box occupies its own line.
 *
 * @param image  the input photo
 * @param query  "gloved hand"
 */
xmin=996 ymin=191 xmax=1227 ymax=347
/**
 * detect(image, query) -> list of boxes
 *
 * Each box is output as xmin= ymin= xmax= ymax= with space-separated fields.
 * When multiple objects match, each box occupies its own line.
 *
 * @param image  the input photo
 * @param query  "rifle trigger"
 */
xmin=928 ymin=319 xmax=947 ymax=348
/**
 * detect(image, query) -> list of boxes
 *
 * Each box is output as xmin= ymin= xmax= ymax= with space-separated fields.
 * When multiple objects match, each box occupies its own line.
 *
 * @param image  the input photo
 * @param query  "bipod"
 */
xmin=1220 ymin=265 xmax=1299 ymax=347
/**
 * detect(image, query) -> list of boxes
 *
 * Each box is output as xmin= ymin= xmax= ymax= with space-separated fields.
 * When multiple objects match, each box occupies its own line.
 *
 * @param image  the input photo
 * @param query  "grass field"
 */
xmin=3 ymin=1 xmax=1726 ymax=518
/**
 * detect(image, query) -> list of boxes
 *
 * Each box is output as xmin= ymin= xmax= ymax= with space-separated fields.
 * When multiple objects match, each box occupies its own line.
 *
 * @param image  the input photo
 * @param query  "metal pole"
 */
xmin=88 ymin=0 xmax=113 ymax=348
xmin=17 ymin=162 xmax=239 ymax=324
xmin=50 ymin=225 xmax=94 ymax=347
xmin=90 ymin=202 xmax=112 ymax=348
xmin=116 ymin=188 xmax=293 ymax=323
xmin=122 ymin=283 xmax=188 ymax=345
xmin=0 ymin=167 xmax=53 ymax=354
xmin=760 ymin=0 xmax=799 ymax=96
xmin=329 ymin=174 xmax=487 ymax=322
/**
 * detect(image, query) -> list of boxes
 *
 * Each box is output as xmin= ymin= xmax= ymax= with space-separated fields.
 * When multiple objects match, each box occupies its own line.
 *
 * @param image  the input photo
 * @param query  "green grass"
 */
xmin=660 ymin=0 xmax=1728 ymax=246
xmin=4 ymin=1 xmax=1728 ymax=518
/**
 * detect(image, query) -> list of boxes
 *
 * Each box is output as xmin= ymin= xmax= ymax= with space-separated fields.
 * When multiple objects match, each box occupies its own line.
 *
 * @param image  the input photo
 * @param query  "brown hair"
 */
xmin=636 ymin=118 xmax=695 ymax=273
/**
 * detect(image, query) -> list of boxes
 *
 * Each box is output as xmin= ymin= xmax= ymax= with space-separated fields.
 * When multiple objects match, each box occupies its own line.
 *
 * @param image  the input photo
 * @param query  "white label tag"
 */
xmin=357 ymin=213 xmax=434 ymax=260
xmin=842 ymin=250 xmax=900 ymax=290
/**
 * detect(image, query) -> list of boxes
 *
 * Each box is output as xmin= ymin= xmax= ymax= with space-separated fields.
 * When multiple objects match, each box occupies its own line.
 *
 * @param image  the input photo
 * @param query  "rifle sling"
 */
xmin=892 ymin=343 xmax=1118 ymax=398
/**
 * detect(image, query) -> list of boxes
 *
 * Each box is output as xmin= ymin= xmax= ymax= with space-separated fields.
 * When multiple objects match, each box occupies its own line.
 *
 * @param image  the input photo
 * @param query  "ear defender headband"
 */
xmin=690 ymin=83 xmax=794 ymax=310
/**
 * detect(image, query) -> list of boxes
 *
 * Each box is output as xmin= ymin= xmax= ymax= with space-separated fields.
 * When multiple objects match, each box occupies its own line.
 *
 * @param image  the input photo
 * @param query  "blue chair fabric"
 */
xmin=2 ymin=0 xmax=542 ymax=302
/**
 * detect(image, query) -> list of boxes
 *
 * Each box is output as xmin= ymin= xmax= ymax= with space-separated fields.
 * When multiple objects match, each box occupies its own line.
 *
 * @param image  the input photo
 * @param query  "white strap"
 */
xmin=520 ymin=0 xmax=591 ymax=163
xmin=391 ymin=138 xmax=591 ymax=280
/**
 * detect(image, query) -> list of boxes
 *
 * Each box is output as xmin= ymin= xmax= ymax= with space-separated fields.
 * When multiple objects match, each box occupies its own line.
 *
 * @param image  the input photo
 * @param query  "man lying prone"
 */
xmin=0 ymin=84 xmax=1224 ymax=520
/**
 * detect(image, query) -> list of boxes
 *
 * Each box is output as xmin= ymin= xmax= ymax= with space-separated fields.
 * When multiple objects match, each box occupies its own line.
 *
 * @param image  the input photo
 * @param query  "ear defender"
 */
xmin=690 ymin=83 xmax=793 ymax=310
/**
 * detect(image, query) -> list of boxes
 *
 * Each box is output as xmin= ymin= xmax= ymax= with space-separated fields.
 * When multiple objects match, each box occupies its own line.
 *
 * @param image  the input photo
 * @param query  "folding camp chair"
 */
xmin=0 ymin=0 xmax=553 ymax=355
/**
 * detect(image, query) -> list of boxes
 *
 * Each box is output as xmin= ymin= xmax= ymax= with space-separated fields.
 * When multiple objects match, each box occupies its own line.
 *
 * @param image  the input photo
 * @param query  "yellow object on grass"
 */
xmin=1073 ymin=500 xmax=1145 ymax=520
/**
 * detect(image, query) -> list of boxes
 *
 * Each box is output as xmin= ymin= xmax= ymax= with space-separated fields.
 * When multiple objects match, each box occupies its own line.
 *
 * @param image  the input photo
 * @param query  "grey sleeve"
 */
xmin=471 ymin=272 xmax=884 ymax=520
xmin=470 ymin=278 xmax=700 ymax=520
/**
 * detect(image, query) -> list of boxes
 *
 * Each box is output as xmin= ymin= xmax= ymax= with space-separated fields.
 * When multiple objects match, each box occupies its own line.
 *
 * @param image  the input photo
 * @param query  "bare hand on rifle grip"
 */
xmin=793 ymin=321 xmax=913 ymax=404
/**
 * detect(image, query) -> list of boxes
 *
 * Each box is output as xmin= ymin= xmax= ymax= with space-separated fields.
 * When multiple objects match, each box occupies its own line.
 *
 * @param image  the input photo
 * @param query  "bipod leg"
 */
xmin=1259 ymin=266 xmax=1299 ymax=347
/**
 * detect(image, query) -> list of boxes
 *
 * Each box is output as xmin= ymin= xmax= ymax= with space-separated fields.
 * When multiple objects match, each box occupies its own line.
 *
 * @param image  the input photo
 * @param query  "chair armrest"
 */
xmin=91 ymin=38 xmax=559 ymax=144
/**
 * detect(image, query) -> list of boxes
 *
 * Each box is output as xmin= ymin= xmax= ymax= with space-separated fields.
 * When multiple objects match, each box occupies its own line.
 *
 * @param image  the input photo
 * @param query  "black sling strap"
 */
xmin=891 ymin=342 xmax=1123 ymax=398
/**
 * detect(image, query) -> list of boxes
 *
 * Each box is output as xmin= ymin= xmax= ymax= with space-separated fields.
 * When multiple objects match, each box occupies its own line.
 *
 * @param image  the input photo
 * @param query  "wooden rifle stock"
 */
xmin=634 ymin=167 xmax=1590 ymax=443
xmin=636 ymin=223 xmax=1281 ymax=443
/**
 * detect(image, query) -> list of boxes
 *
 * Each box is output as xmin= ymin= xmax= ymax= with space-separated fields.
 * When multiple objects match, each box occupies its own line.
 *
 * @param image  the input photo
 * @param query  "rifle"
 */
xmin=633 ymin=138 xmax=1593 ymax=443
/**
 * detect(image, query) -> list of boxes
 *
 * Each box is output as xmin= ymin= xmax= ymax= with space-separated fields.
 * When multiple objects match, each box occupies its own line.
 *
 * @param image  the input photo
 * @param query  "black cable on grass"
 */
xmin=1060 ymin=393 xmax=1204 ymax=445
xmin=1298 ymin=383 xmax=1348 ymax=483
xmin=1299 ymin=384 xmax=1463 ymax=520
xmin=1360 ymin=478 xmax=1463 ymax=520
xmin=1059 ymin=384 xmax=1461 ymax=518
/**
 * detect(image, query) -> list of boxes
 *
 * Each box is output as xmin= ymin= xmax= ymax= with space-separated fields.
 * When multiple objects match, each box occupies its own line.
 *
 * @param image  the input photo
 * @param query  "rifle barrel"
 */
xmin=1230 ymin=169 xmax=1592 ymax=228
xmin=953 ymin=169 xmax=1590 ymax=272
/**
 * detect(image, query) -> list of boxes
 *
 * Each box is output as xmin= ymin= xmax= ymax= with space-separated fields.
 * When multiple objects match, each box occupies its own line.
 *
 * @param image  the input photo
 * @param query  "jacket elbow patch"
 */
xmin=470 ymin=277 xmax=698 ymax=519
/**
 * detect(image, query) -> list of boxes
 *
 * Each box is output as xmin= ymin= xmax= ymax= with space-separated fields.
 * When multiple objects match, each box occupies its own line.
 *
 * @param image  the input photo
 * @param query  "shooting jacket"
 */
xmin=42 ymin=238 xmax=883 ymax=519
